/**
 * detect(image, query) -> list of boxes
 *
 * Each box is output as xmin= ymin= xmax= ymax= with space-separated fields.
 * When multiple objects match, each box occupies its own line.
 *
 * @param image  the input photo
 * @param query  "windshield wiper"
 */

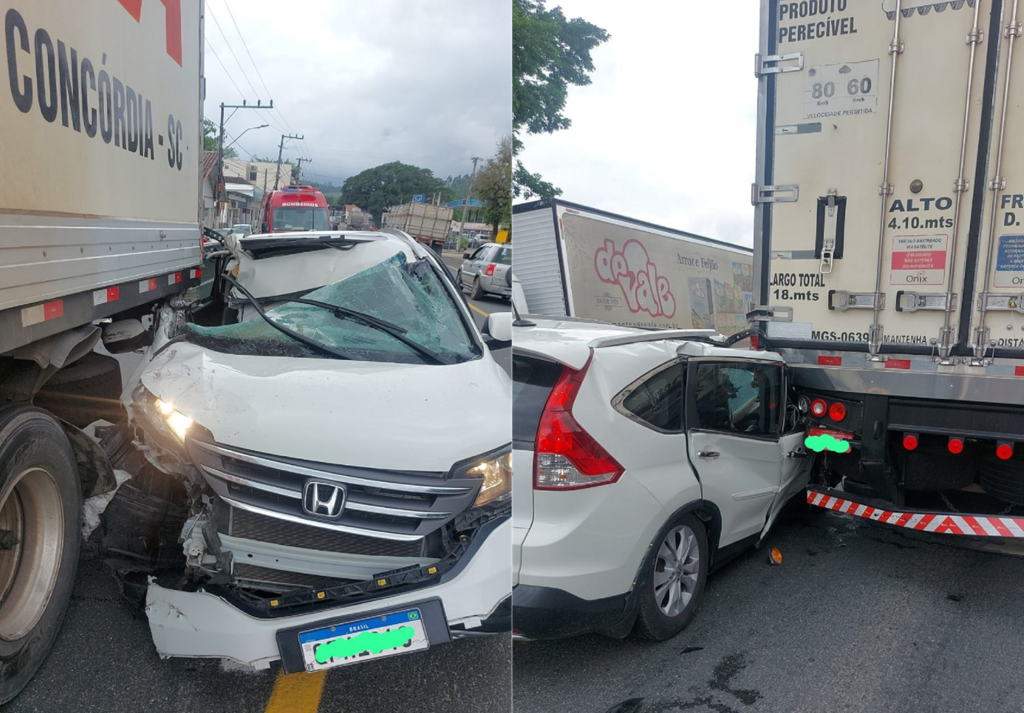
xmin=220 ymin=275 xmax=359 ymax=361
xmin=277 ymin=296 xmax=450 ymax=366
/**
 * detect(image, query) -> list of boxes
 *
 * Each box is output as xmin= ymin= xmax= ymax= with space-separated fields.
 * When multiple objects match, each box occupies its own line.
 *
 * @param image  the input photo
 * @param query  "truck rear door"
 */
xmin=755 ymin=0 xmax=1015 ymax=359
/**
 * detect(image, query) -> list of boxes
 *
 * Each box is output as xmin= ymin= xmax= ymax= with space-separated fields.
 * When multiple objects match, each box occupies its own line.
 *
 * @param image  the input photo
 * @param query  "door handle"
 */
xmin=786 ymin=449 xmax=809 ymax=459
xmin=698 ymin=450 xmax=720 ymax=459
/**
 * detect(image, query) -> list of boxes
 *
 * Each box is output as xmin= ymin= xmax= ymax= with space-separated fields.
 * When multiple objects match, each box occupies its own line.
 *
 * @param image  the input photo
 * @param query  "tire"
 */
xmin=455 ymin=270 xmax=466 ymax=292
xmin=471 ymin=277 xmax=485 ymax=300
xmin=0 ymin=406 xmax=81 ymax=705
xmin=634 ymin=513 xmax=708 ymax=641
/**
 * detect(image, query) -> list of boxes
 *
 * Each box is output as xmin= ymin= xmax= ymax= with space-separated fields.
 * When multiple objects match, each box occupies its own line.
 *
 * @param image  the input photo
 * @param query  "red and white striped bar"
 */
xmin=807 ymin=490 xmax=1024 ymax=537
xmin=21 ymin=299 xmax=64 ymax=327
xmin=93 ymin=286 xmax=120 ymax=306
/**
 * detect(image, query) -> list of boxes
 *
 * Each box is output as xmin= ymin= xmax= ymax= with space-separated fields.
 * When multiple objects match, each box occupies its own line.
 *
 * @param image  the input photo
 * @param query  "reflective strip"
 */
xmin=21 ymin=299 xmax=63 ymax=327
xmin=93 ymin=286 xmax=120 ymax=306
xmin=168 ymin=272 xmax=182 ymax=285
xmin=807 ymin=490 xmax=1024 ymax=537
xmin=190 ymin=268 xmax=202 ymax=279
xmin=139 ymin=278 xmax=158 ymax=293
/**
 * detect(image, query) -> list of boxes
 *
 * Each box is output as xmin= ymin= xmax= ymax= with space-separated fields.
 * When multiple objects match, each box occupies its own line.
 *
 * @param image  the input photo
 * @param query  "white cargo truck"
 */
xmin=752 ymin=0 xmax=1024 ymax=534
xmin=0 ymin=0 xmax=202 ymax=701
xmin=513 ymin=200 xmax=755 ymax=336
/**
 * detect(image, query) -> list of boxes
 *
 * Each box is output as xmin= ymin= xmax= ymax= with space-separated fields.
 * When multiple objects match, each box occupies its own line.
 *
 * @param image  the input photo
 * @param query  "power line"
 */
xmin=204 ymin=39 xmax=245 ymax=99
xmin=206 ymin=2 xmax=261 ymax=99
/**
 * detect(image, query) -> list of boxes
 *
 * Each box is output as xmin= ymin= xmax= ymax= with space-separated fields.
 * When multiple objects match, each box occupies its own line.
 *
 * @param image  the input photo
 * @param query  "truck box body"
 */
xmin=513 ymin=200 xmax=754 ymax=336
xmin=383 ymin=202 xmax=453 ymax=249
xmin=754 ymin=0 xmax=1024 ymax=360
xmin=754 ymin=0 xmax=1024 ymax=519
xmin=0 ymin=0 xmax=203 ymax=352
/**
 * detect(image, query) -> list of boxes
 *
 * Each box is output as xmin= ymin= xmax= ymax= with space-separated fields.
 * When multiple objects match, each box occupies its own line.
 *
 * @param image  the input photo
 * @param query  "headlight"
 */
xmin=155 ymin=399 xmax=194 ymax=441
xmin=464 ymin=451 xmax=511 ymax=507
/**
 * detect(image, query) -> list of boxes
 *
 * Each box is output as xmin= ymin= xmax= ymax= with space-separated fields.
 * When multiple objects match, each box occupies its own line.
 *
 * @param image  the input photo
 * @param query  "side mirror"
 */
xmin=463 ymin=252 xmax=471 ymax=259
xmin=481 ymin=311 xmax=513 ymax=349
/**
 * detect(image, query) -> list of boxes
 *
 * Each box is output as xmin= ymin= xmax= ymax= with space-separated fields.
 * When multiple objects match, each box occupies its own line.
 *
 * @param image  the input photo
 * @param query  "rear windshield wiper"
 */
xmin=220 ymin=275 xmax=358 ymax=361
xmin=273 ymin=296 xmax=451 ymax=366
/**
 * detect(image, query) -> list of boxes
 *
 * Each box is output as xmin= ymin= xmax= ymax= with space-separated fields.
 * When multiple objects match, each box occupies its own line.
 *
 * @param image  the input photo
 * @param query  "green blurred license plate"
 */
xmin=297 ymin=608 xmax=429 ymax=672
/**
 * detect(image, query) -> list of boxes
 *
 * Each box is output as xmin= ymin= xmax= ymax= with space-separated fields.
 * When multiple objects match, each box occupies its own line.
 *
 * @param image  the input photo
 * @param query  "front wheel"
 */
xmin=0 ymin=406 xmax=81 ymax=704
xmin=634 ymin=513 xmax=708 ymax=641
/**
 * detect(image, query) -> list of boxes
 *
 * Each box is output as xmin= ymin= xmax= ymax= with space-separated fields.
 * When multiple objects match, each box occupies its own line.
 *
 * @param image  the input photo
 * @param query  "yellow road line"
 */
xmin=468 ymin=303 xmax=489 ymax=318
xmin=264 ymin=669 xmax=327 ymax=713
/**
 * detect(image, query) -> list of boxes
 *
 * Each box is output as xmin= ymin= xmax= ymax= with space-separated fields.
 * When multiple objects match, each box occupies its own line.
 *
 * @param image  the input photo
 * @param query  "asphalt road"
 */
xmin=6 ymin=264 xmax=513 ymax=713
xmin=441 ymin=252 xmax=511 ymax=375
xmin=512 ymin=503 xmax=1024 ymax=713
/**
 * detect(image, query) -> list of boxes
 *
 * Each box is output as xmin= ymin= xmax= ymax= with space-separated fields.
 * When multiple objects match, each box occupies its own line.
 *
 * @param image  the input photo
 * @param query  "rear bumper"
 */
xmin=808 ymin=487 xmax=1024 ymax=537
xmin=144 ymin=518 xmax=511 ymax=668
xmin=512 ymin=584 xmax=633 ymax=640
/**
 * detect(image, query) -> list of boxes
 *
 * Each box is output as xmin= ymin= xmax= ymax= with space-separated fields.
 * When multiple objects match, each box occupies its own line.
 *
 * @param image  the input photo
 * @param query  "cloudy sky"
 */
xmin=203 ymin=0 xmax=511 ymax=187
xmin=517 ymin=2 xmax=760 ymax=247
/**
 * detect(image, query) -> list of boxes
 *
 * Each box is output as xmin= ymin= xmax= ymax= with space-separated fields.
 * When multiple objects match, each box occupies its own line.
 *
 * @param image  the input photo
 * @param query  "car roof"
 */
xmin=513 ymin=317 xmax=781 ymax=370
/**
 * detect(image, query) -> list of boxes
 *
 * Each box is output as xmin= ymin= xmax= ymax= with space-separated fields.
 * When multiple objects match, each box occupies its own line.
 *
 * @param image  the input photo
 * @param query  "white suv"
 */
xmin=512 ymin=318 xmax=811 ymax=641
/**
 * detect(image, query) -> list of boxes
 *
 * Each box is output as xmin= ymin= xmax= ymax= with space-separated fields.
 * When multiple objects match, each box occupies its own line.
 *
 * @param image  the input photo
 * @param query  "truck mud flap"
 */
xmin=807 ymin=487 xmax=1024 ymax=537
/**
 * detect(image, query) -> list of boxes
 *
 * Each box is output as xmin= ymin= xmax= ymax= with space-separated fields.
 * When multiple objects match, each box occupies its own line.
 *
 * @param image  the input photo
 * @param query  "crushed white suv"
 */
xmin=512 ymin=318 xmax=811 ymax=641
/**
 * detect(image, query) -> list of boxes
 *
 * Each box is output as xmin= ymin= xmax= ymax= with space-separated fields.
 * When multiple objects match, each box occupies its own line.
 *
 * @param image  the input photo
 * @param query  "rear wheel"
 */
xmin=456 ymin=270 xmax=466 ymax=292
xmin=635 ymin=513 xmax=707 ymax=641
xmin=471 ymin=277 xmax=485 ymax=300
xmin=0 ymin=407 xmax=81 ymax=704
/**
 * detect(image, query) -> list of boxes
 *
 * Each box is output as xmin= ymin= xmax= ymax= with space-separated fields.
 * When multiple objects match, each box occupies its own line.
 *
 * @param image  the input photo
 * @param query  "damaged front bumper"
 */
xmin=144 ymin=517 xmax=510 ymax=669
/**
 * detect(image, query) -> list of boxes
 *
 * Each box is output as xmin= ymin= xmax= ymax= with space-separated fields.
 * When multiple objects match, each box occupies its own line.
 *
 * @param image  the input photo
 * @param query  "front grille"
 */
xmin=187 ymin=438 xmax=481 ymax=541
xmin=229 ymin=507 xmax=424 ymax=558
xmin=233 ymin=563 xmax=357 ymax=590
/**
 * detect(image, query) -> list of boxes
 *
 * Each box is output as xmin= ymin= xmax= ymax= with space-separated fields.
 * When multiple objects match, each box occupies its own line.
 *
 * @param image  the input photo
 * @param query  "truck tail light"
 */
xmin=997 ymin=441 xmax=1014 ymax=460
xmin=828 ymin=402 xmax=846 ymax=422
xmin=903 ymin=433 xmax=919 ymax=451
xmin=810 ymin=399 xmax=827 ymax=418
xmin=750 ymin=335 xmax=759 ymax=350
xmin=948 ymin=437 xmax=964 ymax=455
xmin=535 ymin=356 xmax=624 ymax=490
xmin=485 ymin=264 xmax=496 ymax=276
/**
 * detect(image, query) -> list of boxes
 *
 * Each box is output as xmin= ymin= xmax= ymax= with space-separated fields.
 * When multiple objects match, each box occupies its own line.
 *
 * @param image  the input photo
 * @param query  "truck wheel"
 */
xmin=471 ymin=277 xmax=485 ymax=300
xmin=634 ymin=513 xmax=708 ymax=641
xmin=0 ymin=406 xmax=81 ymax=705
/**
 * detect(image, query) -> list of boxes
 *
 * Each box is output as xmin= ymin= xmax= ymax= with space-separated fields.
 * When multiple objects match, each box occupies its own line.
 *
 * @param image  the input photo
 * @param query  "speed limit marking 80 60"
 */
xmin=804 ymin=60 xmax=879 ymax=119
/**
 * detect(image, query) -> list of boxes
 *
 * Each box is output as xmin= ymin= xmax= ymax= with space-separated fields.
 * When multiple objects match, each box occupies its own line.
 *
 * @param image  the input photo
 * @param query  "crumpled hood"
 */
xmin=138 ymin=342 xmax=510 ymax=472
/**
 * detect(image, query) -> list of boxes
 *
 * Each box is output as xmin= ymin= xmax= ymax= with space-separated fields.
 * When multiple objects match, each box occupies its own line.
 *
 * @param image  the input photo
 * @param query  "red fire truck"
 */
xmin=258 ymin=185 xmax=331 ymax=233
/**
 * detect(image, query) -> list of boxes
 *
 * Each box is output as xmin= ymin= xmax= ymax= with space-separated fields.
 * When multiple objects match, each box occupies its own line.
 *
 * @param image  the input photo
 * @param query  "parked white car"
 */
xmin=115 ymin=229 xmax=513 ymax=672
xmin=512 ymin=318 xmax=811 ymax=641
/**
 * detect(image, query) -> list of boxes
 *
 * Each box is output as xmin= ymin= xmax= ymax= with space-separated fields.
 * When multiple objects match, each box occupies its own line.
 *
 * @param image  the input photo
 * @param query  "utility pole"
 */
xmin=295 ymin=157 xmax=312 ymax=183
xmin=216 ymin=100 xmax=273 ymax=225
xmin=274 ymin=133 xmax=303 ymax=190
xmin=456 ymin=156 xmax=482 ymax=248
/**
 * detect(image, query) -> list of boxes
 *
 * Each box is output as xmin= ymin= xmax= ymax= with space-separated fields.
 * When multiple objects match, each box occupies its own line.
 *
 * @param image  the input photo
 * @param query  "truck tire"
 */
xmin=634 ymin=513 xmax=708 ymax=641
xmin=471 ymin=277 xmax=485 ymax=300
xmin=0 ymin=406 xmax=81 ymax=705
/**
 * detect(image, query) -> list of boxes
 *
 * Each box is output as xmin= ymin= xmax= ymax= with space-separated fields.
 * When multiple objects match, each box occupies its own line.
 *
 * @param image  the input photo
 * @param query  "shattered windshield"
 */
xmin=185 ymin=251 xmax=479 ymax=364
xmin=272 ymin=207 xmax=330 ymax=232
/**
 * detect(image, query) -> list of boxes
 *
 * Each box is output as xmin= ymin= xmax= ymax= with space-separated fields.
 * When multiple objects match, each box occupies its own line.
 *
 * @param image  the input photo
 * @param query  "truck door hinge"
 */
xmin=755 ymin=52 xmax=804 ymax=77
xmin=895 ymin=291 xmax=958 ymax=313
xmin=820 ymin=189 xmax=838 ymax=274
xmin=829 ymin=291 xmax=885 ymax=311
xmin=967 ymin=28 xmax=985 ymax=44
xmin=751 ymin=184 xmax=799 ymax=205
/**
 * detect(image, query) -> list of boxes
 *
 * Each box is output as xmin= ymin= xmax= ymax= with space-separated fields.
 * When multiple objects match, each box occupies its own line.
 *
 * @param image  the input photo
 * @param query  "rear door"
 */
xmin=757 ymin=0 xmax=998 ymax=354
xmin=685 ymin=358 xmax=787 ymax=547
xmin=510 ymin=352 xmax=564 ymax=584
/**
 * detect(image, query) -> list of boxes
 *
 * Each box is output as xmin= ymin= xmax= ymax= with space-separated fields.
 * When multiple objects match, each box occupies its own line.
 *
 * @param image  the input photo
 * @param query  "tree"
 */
xmin=474 ymin=137 xmax=513 ymax=235
xmin=202 ymin=119 xmax=237 ymax=159
xmin=513 ymin=0 xmax=608 ymax=199
xmin=338 ymin=162 xmax=454 ymax=223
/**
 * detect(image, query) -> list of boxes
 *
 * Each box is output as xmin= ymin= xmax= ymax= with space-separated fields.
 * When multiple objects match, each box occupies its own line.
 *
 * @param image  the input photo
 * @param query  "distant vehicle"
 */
xmin=512 ymin=319 xmax=810 ymax=641
xmin=259 ymin=185 xmax=330 ymax=233
xmin=458 ymin=243 xmax=512 ymax=300
xmin=383 ymin=202 xmax=454 ymax=254
xmin=229 ymin=223 xmax=252 ymax=237
xmin=513 ymin=200 xmax=753 ymax=337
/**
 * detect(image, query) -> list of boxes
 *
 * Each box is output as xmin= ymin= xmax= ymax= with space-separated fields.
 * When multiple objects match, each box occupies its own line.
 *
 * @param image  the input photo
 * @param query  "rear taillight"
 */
xmin=948 ymin=437 xmax=964 ymax=455
xmin=810 ymin=399 xmax=827 ymax=418
xmin=828 ymin=402 xmax=846 ymax=422
xmin=534 ymin=356 xmax=624 ymax=490
xmin=485 ymin=264 xmax=496 ymax=276
xmin=997 ymin=441 xmax=1014 ymax=460
xmin=903 ymin=433 xmax=919 ymax=451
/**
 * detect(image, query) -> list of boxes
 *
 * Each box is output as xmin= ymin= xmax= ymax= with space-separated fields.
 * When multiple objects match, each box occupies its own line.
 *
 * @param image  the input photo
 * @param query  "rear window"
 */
xmin=620 ymin=361 xmax=685 ymax=432
xmin=494 ymin=247 xmax=512 ymax=265
xmin=512 ymin=354 xmax=563 ymax=447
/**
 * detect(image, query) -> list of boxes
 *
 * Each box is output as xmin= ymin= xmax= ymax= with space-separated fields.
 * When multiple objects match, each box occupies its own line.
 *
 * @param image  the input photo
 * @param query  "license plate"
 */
xmin=297 ymin=608 xmax=429 ymax=672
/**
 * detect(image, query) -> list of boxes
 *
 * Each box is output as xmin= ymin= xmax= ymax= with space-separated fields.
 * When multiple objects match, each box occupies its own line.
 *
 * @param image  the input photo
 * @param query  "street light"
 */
xmin=224 ymin=124 xmax=268 ymax=150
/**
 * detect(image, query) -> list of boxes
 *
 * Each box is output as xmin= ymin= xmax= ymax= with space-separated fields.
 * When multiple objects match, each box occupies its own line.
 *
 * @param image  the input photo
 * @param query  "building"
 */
xmin=202 ymin=152 xmax=263 ymax=229
xmin=222 ymin=158 xmax=293 ymax=190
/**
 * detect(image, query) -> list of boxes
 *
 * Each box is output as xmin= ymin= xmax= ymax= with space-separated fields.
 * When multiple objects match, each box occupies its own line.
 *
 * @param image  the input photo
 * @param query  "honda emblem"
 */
xmin=302 ymin=481 xmax=346 ymax=519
